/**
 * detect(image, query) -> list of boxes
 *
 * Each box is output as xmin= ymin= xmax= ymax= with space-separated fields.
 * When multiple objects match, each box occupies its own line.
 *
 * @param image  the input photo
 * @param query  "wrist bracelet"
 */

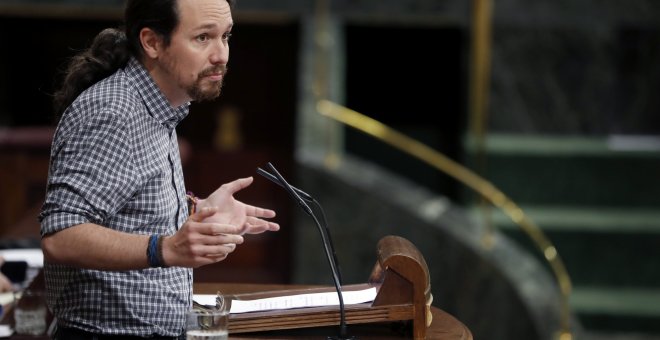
xmin=156 ymin=235 xmax=167 ymax=268
xmin=186 ymin=191 xmax=198 ymax=215
xmin=147 ymin=234 xmax=160 ymax=267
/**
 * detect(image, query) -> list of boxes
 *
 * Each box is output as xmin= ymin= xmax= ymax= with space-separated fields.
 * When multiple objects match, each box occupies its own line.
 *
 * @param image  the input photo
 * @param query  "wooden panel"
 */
xmin=0 ymin=127 xmax=52 ymax=238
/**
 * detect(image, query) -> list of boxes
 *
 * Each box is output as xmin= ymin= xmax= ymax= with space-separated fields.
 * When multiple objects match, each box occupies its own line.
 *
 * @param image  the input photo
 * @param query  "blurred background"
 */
xmin=0 ymin=0 xmax=659 ymax=339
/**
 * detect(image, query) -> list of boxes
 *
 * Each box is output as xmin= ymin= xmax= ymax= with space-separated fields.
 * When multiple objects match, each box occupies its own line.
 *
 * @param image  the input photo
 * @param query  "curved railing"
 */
xmin=317 ymin=99 xmax=574 ymax=340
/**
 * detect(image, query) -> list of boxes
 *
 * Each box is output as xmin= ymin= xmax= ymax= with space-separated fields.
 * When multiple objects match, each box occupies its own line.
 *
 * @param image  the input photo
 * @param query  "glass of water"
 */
xmin=186 ymin=293 xmax=229 ymax=340
xmin=14 ymin=289 xmax=47 ymax=336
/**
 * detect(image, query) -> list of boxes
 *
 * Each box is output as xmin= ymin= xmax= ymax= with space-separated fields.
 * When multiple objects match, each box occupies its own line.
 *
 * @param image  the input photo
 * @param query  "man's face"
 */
xmin=158 ymin=0 xmax=233 ymax=104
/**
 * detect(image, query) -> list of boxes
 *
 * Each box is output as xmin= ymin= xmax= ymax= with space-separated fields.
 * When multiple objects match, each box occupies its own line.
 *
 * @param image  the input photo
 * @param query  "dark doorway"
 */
xmin=344 ymin=24 xmax=466 ymax=201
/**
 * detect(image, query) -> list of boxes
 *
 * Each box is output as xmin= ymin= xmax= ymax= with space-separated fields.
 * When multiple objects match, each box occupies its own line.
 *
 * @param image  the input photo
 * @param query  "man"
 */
xmin=39 ymin=0 xmax=279 ymax=338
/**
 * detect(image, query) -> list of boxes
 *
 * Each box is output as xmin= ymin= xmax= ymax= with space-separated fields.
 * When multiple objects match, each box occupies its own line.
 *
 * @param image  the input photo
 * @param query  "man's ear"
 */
xmin=139 ymin=27 xmax=163 ymax=59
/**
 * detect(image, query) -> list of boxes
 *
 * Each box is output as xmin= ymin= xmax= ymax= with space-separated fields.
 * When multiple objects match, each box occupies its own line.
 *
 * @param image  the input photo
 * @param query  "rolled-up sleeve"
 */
xmin=40 ymin=109 xmax=137 ymax=236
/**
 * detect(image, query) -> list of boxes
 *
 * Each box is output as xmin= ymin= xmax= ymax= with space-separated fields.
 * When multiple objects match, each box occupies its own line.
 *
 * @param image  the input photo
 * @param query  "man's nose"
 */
xmin=210 ymin=40 xmax=229 ymax=65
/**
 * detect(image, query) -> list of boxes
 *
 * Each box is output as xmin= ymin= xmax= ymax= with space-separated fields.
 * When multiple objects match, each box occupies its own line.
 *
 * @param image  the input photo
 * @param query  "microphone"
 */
xmin=256 ymin=167 xmax=314 ymax=202
xmin=257 ymin=163 xmax=355 ymax=340
xmin=257 ymin=166 xmax=342 ymax=284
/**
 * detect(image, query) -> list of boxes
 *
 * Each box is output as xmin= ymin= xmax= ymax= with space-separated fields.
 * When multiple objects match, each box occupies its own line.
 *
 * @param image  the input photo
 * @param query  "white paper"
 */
xmin=0 ymin=249 xmax=43 ymax=268
xmin=0 ymin=292 xmax=14 ymax=306
xmin=194 ymin=287 xmax=377 ymax=314
xmin=0 ymin=324 xmax=13 ymax=338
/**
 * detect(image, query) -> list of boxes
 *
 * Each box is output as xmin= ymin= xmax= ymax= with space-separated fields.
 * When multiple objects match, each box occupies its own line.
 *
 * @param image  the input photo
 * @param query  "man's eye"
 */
xmin=197 ymin=34 xmax=209 ymax=42
xmin=222 ymin=33 xmax=232 ymax=41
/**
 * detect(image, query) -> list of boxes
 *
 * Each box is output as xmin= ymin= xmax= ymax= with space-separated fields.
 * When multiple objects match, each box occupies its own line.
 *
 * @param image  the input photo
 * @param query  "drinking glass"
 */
xmin=14 ymin=289 xmax=47 ymax=336
xmin=186 ymin=293 xmax=229 ymax=340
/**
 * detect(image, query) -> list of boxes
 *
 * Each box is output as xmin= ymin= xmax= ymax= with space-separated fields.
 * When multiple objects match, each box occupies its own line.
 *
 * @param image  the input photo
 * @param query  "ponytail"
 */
xmin=53 ymin=28 xmax=130 ymax=117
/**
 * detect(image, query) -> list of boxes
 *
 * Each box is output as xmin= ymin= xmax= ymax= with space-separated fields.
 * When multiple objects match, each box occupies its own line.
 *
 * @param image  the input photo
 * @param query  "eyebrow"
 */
xmin=195 ymin=22 xmax=233 ymax=31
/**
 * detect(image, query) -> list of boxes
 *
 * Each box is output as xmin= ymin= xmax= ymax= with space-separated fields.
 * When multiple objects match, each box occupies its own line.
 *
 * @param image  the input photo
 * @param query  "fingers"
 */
xmin=190 ymin=206 xmax=218 ymax=222
xmin=190 ymin=207 xmax=247 ymax=237
xmin=207 ymin=232 xmax=243 ymax=245
xmin=190 ymin=240 xmax=239 ymax=266
xmin=242 ymin=217 xmax=280 ymax=234
xmin=243 ymin=204 xmax=276 ymax=219
xmin=191 ymin=223 xmax=244 ymax=247
xmin=169 ymin=210 xmax=248 ymax=267
xmin=165 ymin=226 xmax=242 ymax=268
xmin=200 ymin=243 xmax=238 ymax=258
xmin=248 ymin=217 xmax=279 ymax=231
xmin=221 ymin=177 xmax=253 ymax=195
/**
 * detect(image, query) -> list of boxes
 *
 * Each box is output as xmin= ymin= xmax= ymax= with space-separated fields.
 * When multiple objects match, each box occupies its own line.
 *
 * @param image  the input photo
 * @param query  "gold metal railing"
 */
xmin=317 ymin=99 xmax=573 ymax=340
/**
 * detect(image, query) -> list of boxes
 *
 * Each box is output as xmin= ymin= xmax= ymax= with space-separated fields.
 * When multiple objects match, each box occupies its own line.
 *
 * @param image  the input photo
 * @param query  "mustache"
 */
xmin=199 ymin=65 xmax=228 ymax=77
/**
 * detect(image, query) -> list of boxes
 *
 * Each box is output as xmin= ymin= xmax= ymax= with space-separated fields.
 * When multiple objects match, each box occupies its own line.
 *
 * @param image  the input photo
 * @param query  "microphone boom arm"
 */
xmin=259 ymin=163 xmax=355 ymax=340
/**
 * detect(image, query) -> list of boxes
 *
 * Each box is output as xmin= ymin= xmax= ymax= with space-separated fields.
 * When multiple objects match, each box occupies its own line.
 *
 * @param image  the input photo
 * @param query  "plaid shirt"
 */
xmin=40 ymin=57 xmax=192 ymax=337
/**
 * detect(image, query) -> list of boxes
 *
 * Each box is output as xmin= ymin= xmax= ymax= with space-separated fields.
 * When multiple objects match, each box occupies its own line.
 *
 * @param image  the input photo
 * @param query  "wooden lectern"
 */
xmin=3 ymin=235 xmax=471 ymax=339
xmin=216 ymin=236 xmax=440 ymax=339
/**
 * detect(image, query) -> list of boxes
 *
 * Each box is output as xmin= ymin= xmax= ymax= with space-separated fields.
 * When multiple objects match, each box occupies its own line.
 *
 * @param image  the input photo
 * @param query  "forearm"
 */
xmin=41 ymin=223 xmax=149 ymax=271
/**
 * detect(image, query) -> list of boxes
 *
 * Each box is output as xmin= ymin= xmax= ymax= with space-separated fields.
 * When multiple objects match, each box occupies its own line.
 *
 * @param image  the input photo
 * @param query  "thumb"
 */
xmin=190 ymin=206 xmax=217 ymax=222
xmin=222 ymin=177 xmax=254 ymax=194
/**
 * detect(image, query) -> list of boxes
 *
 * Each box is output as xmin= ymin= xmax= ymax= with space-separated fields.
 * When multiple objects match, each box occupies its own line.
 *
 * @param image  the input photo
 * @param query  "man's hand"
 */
xmin=196 ymin=177 xmax=280 ymax=235
xmin=0 ymin=274 xmax=11 ymax=293
xmin=0 ymin=257 xmax=13 ymax=292
xmin=162 ymin=207 xmax=245 ymax=268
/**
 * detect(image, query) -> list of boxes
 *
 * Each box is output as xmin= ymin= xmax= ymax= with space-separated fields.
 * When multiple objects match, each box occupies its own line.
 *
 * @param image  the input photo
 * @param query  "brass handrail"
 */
xmin=317 ymin=99 xmax=573 ymax=340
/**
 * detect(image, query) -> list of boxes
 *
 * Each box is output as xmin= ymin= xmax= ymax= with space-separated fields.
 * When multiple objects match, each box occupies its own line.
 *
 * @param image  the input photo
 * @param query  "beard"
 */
xmin=186 ymin=65 xmax=228 ymax=102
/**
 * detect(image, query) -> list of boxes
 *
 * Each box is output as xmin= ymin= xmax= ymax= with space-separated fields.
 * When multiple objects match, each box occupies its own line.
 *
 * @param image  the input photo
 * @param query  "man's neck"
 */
xmin=141 ymin=57 xmax=190 ymax=107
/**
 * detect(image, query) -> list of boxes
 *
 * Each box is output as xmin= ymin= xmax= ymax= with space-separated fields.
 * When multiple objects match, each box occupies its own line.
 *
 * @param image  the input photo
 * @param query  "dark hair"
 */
xmin=52 ymin=28 xmax=130 ymax=116
xmin=124 ymin=0 xmax=180 ymax=59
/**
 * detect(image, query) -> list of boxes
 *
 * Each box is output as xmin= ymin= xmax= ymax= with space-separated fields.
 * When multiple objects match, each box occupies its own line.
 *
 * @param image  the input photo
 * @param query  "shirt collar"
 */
xmin=125 ymin=57 xmax=190 ymax=130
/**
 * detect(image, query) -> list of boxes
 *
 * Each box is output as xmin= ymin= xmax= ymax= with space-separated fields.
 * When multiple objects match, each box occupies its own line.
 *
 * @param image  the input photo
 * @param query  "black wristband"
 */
xmin=147 ymin=234 xmax=160 ymax=267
